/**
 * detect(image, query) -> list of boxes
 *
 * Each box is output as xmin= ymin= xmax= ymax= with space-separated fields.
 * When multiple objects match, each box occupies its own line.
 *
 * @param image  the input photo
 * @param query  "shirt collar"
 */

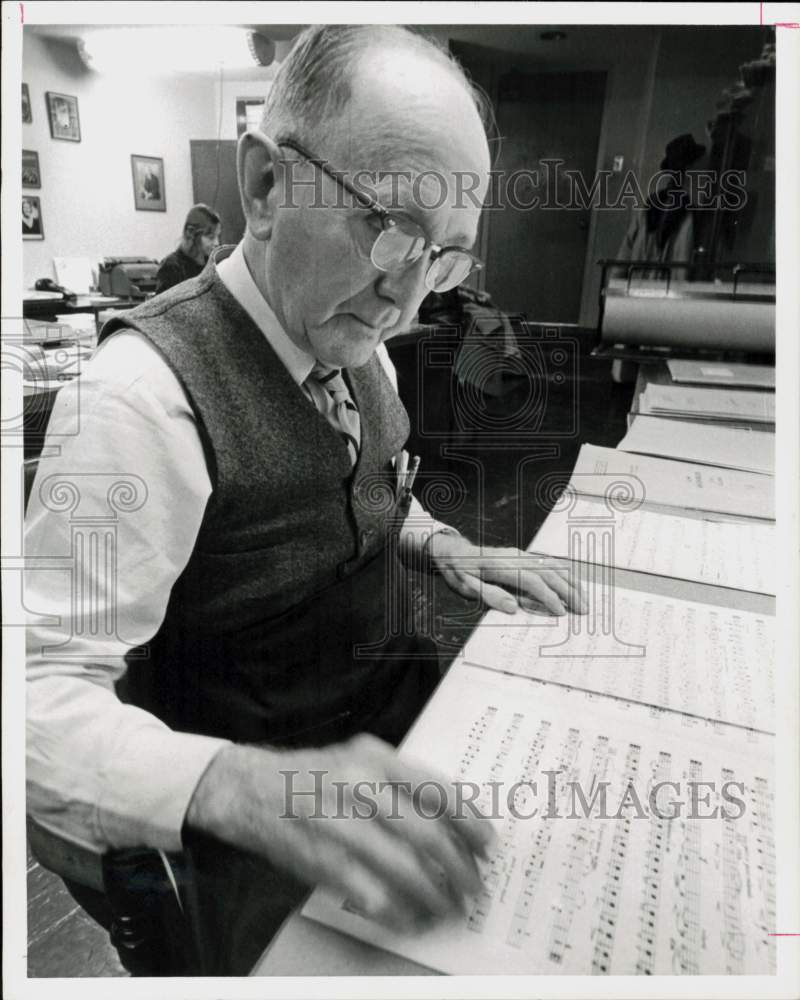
xmin=216 ymin=243 xmax=316 ymax=387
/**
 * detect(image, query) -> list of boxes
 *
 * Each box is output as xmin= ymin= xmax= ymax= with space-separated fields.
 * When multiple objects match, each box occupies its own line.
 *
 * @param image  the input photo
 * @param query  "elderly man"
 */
xmin=26 ymin=26 xmax=584 ymax=975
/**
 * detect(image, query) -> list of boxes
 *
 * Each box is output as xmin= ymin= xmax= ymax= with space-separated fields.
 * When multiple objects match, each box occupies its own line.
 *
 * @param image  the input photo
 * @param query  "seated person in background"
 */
xmin=26 ymin=25 xmax=585 ymax=977
xmin=155 ymin=204 xmax=221 ymax=293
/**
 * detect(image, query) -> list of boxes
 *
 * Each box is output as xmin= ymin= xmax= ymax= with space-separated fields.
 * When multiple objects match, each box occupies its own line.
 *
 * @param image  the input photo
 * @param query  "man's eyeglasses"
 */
xmin=279 ymin=138 xmax=483 ymax=294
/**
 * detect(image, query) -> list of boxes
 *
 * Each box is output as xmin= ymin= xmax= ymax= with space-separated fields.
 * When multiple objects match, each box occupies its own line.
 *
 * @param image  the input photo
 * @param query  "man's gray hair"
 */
xmin=261 ymin=25 xmax=492 ymax=160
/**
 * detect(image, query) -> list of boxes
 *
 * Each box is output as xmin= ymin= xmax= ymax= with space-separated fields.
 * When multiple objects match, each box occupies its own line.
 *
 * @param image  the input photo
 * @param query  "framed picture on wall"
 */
xmin=23 ymin=196 xmax=44 ymax=240
xmin=46 ymin=91 xmax=81 ymax=141
xmin=22 ymin=150 xmax=41 ymax=189
xmin=236 ymin=97 xmax=266 ymax=137
xmin=131 ymin=155 xmax=166 ymax=211
xmin=22 ymin=83 xmax=32 ymax=123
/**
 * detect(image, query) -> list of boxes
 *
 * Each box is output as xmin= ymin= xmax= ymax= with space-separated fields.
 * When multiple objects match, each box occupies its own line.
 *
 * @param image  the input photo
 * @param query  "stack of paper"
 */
xmin=531 ymin=495 xmax=775 ymax=594
xmin=53 ymin=256 xmax=97 ymax=296
xmin=639 ymin=383 xmax=775 ymax=424
xmin=667 ymin=359 xmax=775 ymax=389
xmin=23 ymin=289 xmax=66 ymax=302
xmin=570 ymin=443 xmax=774 ymax=519
xmin=618 ymin=416 xmax=774 ymax=474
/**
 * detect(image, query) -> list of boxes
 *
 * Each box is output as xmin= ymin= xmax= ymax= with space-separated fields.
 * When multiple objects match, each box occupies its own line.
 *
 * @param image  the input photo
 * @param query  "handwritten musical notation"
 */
xmin=533 ymin=496 xmax=775 ymax=595
xmin=303 ymin=665 xmax=776 ymax=975
xmin=462 ymin=587 xmax=775 ymax=732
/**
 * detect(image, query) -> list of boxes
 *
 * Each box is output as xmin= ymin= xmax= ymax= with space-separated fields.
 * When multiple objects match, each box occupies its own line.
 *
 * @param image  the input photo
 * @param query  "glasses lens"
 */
xmin=426 ymin=251 xmax=474 ymax=292
xmin=371 ymin=225 xmax=426 ymax=271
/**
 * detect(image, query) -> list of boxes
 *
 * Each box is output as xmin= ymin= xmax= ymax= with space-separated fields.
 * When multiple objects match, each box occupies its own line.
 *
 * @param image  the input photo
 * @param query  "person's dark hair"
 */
xmin=182 ymin=204 xmax=220 ymax=240
xmin=261 ymin=25 xmax=494 ymax=159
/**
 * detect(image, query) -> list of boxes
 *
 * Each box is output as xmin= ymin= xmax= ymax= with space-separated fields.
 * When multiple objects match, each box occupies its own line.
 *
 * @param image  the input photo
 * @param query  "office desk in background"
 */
xmin=22 ymin=293 xmax=140 ymax=330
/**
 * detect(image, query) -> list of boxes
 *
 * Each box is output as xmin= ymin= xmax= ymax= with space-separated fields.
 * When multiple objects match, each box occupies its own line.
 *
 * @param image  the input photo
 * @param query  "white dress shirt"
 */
xmin=26 ymin=245 xmax=452 ymax=853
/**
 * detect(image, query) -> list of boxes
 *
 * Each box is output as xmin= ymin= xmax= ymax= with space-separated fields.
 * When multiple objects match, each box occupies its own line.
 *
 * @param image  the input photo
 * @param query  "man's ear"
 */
xmin=237 ymin=131 xmax=281 ymax=241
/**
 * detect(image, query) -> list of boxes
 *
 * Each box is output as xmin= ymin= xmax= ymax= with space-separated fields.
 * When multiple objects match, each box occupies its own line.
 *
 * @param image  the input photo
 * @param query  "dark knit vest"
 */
xmin=100 ymin=260 xmax=438 ymax=747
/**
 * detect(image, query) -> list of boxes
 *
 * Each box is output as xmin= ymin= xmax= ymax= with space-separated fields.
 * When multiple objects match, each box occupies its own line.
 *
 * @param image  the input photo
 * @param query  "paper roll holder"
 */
xmin=592 ymin=259 xmax=775 ymax=363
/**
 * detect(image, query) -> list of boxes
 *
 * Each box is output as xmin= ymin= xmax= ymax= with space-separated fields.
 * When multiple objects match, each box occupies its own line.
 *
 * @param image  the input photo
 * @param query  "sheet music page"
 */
xmin=641 ymin=384 xmax=775 ymax=423
xmin=303 ymin=664 xmax=775 ymax=974
xmin=461 ymin=588 xmax=774 ymax=732
xmin=532 ymin=497 xmax=775 ymax=594
xmin=571 ymin=444 xmax=774 ymax=519
xmin=618 ymin=416 xmax=774 ymax=474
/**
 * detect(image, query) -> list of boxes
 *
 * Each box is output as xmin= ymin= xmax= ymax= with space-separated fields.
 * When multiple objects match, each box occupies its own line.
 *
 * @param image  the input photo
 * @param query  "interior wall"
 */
xmin=21 ymin=32 xmax=217 ymax=288
xmin=214 ymin=75 xmax=275 ymax=141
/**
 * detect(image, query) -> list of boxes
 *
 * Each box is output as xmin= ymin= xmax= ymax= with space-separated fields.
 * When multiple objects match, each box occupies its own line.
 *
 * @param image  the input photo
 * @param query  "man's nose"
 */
xmin=373 ymin=257 xmax=429 ymax=311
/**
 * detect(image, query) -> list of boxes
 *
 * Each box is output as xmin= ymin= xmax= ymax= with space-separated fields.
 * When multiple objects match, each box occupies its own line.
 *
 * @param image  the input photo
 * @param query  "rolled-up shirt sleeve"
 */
xmin=25 ymin=331 xmax=231 ymax=853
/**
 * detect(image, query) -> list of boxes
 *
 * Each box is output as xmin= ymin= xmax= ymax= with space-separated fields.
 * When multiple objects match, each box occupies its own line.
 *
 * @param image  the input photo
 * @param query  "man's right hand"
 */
xmin=185 ymin=734 xmax=497 ymax=933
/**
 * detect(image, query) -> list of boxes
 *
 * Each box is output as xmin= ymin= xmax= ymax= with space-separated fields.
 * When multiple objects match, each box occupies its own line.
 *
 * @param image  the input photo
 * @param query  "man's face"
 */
xmin=260 ymin=55 xmax=490 ymax=369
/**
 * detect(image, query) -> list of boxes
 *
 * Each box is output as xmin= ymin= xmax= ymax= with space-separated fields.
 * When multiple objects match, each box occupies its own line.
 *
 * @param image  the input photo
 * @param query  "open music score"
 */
xmin=462 ymin=588 xmax=775 ymax=732
xmin=303 ymin=666 xmax=776 ymax=975
xmin=532 ymin=496 xmax=775 ymax=595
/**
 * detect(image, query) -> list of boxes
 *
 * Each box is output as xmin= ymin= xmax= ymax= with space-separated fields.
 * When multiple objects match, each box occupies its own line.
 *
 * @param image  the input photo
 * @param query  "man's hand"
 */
xmin=428 ymin=531 xmax=587 ymax=616
xmin=186 ymin=734 xmax=497 ymax=934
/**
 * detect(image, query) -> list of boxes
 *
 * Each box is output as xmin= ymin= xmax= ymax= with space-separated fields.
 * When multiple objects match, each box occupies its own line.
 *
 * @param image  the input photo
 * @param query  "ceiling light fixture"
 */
xmin=77 ymin=26 xmax=275 ymax=75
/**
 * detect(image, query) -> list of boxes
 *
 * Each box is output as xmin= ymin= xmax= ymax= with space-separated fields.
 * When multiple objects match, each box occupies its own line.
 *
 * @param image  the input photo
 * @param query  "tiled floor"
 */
xmin=27 ymin=846 xmax=127 ymax=977
xmin=26 ymin=330 xmax=633 ymax=976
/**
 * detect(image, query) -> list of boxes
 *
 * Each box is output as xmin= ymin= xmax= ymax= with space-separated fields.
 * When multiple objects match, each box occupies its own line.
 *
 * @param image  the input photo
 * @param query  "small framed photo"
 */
xmin=131 ymin=155 xmax=166 ymax=212
xmin=236 ymin=97 xmax=266 ymax=137
xmin=23 ymin=196 xmax=44 ymax=240
xmin=46 ymin=91 xmax=81 ymax=141
xmin=22 ymin=83 xmax=32 ymax=123
xmin=22 ymin=150 xmax=41 ymax=189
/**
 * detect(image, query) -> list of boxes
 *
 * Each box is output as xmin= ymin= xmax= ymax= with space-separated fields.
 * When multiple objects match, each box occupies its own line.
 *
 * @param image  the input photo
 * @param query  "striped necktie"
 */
xmin=306 ymin=363 xmax=361 ymax=466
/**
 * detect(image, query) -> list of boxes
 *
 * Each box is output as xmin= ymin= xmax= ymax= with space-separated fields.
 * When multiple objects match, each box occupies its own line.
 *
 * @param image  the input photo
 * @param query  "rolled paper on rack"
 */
xmin=602 ymin=294 xmax=774 ymax=352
